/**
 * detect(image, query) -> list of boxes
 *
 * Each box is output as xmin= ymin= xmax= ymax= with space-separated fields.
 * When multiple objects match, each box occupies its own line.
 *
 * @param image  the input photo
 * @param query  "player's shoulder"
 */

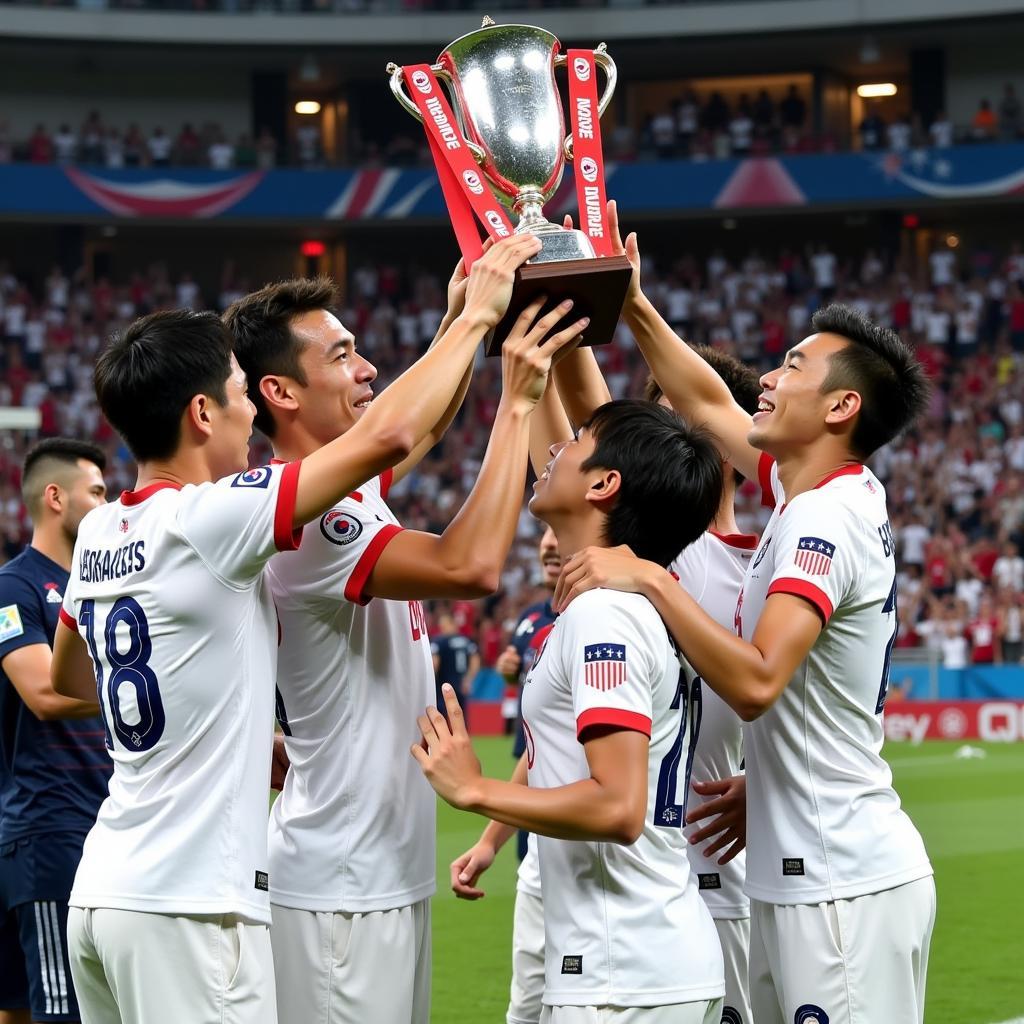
xmin=562 ymin=587 xmax=664 ymax=634
xmin=786 ymin=466 xmax=884 ymax=522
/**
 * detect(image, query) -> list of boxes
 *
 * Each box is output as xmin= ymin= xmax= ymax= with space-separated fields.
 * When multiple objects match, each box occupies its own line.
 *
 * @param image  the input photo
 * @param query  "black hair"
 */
xmin=813 ymin=303 xmax=931 ymax=458
xmin=580 ymin=399 xmax=723 ymax=566
xmin=93 ymin=309 xmax=233 ymax=462
xmin=644 ymin=344 xmax=760 ymax=484
xmin=22 ymin=438 xmax=106 ymax=513
xmin=223 ymin=277 xmax=340 ymax=438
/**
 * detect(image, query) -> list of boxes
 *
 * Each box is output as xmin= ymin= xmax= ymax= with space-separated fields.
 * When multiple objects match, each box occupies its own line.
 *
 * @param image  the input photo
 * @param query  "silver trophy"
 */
xmin=386 ymin=18 xmax=616 ymax=263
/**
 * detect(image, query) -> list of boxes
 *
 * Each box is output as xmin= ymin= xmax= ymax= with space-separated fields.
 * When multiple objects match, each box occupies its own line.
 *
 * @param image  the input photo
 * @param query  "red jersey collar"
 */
xmin=120 ymin=481 xmax=181 ymax=506
xmin=710 ymin=530 xmax=760 ymax=550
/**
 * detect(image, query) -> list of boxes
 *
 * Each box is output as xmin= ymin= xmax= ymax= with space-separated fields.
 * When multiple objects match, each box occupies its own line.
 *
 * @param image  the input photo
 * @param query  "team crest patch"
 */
xmin=795 ymin=537 xmax=835 ymax=575
xmin=0 ymin=605 xmax=24 ymax=642
xmin=45 ymin=583 xmax=63 ymax=604
xmin=794 ymin=1006 xmax=829 ymax=1024
xmin=231 ymin=467 xmax=272 ymax=489
xmin=583 ymin=643 xmax=626 ymax=691
xmin=320 ymin=509 xmax=363 ymax=546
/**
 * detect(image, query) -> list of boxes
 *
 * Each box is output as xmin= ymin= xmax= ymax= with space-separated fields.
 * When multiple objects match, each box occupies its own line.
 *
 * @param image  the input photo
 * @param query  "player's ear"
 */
xmin=261 ymin=374 xmax=300 ymax=415
xmin=185 ymin=393 xmax=215 ymax=441
xmin=824 ymin=388 xmax=861 ymax=428
xmin=585 ymin=468 xmax=621 ymax=508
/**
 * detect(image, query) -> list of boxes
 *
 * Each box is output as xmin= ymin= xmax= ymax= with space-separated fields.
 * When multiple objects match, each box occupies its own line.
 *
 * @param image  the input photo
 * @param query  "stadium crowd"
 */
xmin=1 ymin=238 xmax=1022 ymax=670
xmin=4 ymin=82 xmax=1024 ymax=171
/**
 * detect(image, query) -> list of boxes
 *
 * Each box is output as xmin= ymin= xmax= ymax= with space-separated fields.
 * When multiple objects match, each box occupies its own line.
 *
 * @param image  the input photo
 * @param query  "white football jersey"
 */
xmin=266 ymin=471 xmax=437 ymax=913
xmin=60 ymin=463 xmax=302 ymax=924
xmin=520 ymin=588 xmax=723 ymax=1008
xmin=737 ymin=455 xmax=932 ymax=904
xmin=670 ymin=530 xmax=756 ymax=919
xmin=516 ymin=833 xmax=541 ymax=898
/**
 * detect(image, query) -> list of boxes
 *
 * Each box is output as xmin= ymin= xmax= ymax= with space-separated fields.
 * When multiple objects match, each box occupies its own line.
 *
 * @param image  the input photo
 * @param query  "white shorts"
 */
xmin=66 ymin=907 xmax=275 ymax=1024
xmin=749 ymin=875 xmax=936 ymax=1024
xmin=713 ymin=917 xmax=751 ymax=1024
xmin=508 ymin=888 xmax=545 ymax=1024
xmin=539 ymin=1000 xmax=722 ymax=1023
xmin=270 ymin=900 xmax=430 ymax=1024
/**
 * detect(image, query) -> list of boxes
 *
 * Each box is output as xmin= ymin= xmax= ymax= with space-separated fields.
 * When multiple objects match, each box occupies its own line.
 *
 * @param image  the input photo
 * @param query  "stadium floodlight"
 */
xmin=857 ymin=83 xmax=897 ymax=98
xmin=295 ymin=100 xmax=322 ymax=115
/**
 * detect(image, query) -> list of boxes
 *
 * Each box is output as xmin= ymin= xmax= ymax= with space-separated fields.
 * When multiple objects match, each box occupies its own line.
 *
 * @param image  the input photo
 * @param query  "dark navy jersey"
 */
xmin=511 ymin=599 xmax=557 ymax=758
xmin=0 ymin=547 xmax=110 ymax=842
xmin=430 ymin=633 xmax=478 ymax=686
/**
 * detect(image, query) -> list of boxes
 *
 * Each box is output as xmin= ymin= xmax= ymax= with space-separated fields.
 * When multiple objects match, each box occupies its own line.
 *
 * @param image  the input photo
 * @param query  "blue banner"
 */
xmin=3 ymin=143 xmax=1024 ymax=221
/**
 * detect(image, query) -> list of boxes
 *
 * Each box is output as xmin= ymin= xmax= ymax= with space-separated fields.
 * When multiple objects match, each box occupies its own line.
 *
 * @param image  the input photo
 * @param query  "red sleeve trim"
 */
xmin=59 ymin=607 xmax=78 ymax=630
xmin=576 ymin=707 xmax=652 ymax=741
xmin=379 ymin=467 xmax=394 ymax=501
xmin=758 ymin=451 xmax=776 ymax=510
xmin=273 ymin=461 xmax=303 ymax=552
xmin=343 ymin=524 xmax=405 ymax=606
xmin=767 ymin=578 xmax=833 ymax=624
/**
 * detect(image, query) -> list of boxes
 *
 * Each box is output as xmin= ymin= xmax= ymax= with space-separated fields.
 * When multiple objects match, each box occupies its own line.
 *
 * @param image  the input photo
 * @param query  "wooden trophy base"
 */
xmin=484 ymin=254 xmax=634 ymax=358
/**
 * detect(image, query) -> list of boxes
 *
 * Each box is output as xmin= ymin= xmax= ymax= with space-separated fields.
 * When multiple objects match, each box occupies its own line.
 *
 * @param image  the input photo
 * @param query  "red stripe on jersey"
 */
xmin=576 ymin=708 xmax=651 ymax=741
xmin=58 ymin=607 xmax=78 ymax=630
xmin=710 ymin=530 xmax=760 ymax=550
xmin=273 ymin=461 xmax=304 ymax=552
xmin=343 ymin=524 xmax=404 ymax=606
xmin=758 ymin=452 xmax=776 ymax=510
xmin=815 ymin=463 xmax=865 ymax=489
xmin=767 ymin=578 xmax=833 ymax=624
xmin=380 ymin=467 xmax=394 ymax=501
xmin=120 ymin=480 xmax=181 ymax=506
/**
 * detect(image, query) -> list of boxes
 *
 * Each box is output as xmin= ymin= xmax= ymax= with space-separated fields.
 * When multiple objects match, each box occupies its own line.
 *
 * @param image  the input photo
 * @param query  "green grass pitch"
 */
xmin=431 ymin=737 xmax=1024 ymax=1024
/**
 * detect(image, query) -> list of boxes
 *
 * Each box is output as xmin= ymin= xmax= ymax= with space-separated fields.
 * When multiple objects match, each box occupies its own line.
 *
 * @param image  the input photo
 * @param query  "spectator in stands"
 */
xmin=53 ymin=124 xmax=79 ymax=164
xmin=147 ymin=126 xmax=172 ymax=166
xmin=779 ymin=83 xmax=806 ymax=131
xmin=858 ymin=107 xmax=886 ymax=151
xmin=967 ymin=596 xmax=1002 ymax=663
xmin=971 ymin=99 xmax=998 ymax=141
xmin=675 ymin=90 xmax=699 ymax=156
xmin=998 ymin=83 xmax=1022 ymax=140
xmin=1000 ymin=590 xmax=1023 ymax=663
xmin=208 ymin=130 xmax=235 ymax=169
xmin=702 ymin=90 xmax=730 ymax=135
xmin=176 ymin=122 xmax=202 ymax=165
xmin=296 ymin=118 xmax=321 ymax=167
xmin=80 ymin=111 xmax=104 ymax=164
xmin=930 ymin=110 xmax=954 ymax=148
xmin=886 ymin=112 xmax=912 ymax=153
xmin=256 ymin=126 xmax=278 ymax=169
xmin=28 ymin=124 xmax=53 ymax=164
xmin=235 ymin=134 xmax=257 ymax=168
xmin=753 ymin=88 xmax=776 ymax=143
xmin=123 ymin=123 xmax=145 ymax=167
xmin=729 ymin=95 xmax=755 ymax=157
xmin=650 ymin=107 xmax=677 ymax=159
xmin=993 ymin=540 xmax=1024 ymax=592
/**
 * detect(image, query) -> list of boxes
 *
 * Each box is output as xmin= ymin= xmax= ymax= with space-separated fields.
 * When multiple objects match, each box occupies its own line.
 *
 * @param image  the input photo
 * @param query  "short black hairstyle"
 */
xmin=645 ymin=345 xmax=760 ymax=484
xmin=812 ymin=303 xmax=930 ymax=458
xmin=580 ymin=399 xmax=723 ymax=566
xmin=223 ymin=277 xmax=340 ymax=438
xmin=22 ymin=438 xmax=107 ymax=514
xmin=94 ymin=309 xmax=233 ymax=462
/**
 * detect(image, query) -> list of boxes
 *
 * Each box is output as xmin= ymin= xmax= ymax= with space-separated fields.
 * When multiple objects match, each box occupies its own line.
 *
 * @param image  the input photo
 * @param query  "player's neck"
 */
xmin=710 ymin=479 xmax=739 ymax=537
xmin=271 ymin=422 xmax=336 ymax=464
xmin=134 ymin=451 xmax=217 ymax=490
xmin=774 ymin=437 xmax=862 ymax=502
xmin=30 ymin=523 xmax=73 ymax=571
xmin=547 ymin=516 xmax=605 ymax=565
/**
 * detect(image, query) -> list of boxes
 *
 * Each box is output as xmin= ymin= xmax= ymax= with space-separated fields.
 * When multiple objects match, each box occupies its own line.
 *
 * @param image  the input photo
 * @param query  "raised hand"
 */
xmin=500 ymin=296 xmax=589 ymax=410
xmin=496 ymin=644 xmax=522 ymax=679
xmin=606 ymin=199 xmax=641 ymax=304
xmin=462 ymin=235 xmax=543 ymax=329
xmin=410 ymin=683 xmax=483 ymax=809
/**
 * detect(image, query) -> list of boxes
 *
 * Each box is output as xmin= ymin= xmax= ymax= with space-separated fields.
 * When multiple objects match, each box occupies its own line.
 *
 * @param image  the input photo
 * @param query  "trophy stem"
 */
xmin=512 ymin=188 xmax=556 ymax=235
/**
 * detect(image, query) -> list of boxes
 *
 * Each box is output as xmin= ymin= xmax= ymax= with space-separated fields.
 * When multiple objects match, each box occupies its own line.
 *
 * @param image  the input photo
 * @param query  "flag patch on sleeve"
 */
xmin=795 ymin=537 xmax=835 ymax=576
xmin=583 ymin=643 xmax=626 ymax=691
xmin=0 ymin=605 xmax=24 ymax=642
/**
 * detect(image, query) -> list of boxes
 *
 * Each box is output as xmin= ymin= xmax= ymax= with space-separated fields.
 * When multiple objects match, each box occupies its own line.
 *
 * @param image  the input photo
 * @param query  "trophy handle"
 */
xmin=556 ymin=43 xmax=617 ymax=163
xmin=385 ymin=62 xmax=487 ymax=165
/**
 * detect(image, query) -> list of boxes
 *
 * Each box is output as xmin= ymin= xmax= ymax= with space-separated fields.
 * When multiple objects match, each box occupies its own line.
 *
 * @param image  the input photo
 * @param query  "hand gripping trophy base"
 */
xmin=483 ymin=253 xmax=634 ymax=358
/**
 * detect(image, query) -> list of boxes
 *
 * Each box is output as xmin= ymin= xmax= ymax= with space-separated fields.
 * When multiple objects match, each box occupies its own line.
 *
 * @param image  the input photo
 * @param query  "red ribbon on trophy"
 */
xmin=402 ymin=64 xmax=515 ymax=268
xmin=566 ymin=49 xmax=612 ymax=258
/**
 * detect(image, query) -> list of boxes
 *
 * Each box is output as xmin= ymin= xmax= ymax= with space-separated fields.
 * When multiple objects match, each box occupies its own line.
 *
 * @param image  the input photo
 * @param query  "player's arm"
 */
xmin=462 ymin=649 xmax=481 ymax=695
xmin=416 ymin=687 xmax=649 ymax=844
xmin=554 ymin=548 xmax=821 ymax=721
xmin=390 ymin=255 xmax=476 ymax=487
xmin=292 ymin=235 xmax=543 ymax=528
xmin=51 ymin=619 xmax=103 ymax=706
xmin=607 ymin=201 xmax=761 ymax=481
xmin=361 ymin=298 xmax=587 ymax=601
xmin=4 ymin=643 xmax=99 ymax=720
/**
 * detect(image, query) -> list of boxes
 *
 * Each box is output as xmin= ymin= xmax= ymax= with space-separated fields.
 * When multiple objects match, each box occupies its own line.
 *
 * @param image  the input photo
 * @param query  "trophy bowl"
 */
xmin=388 ymin=19 xmax=633 ymax=354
